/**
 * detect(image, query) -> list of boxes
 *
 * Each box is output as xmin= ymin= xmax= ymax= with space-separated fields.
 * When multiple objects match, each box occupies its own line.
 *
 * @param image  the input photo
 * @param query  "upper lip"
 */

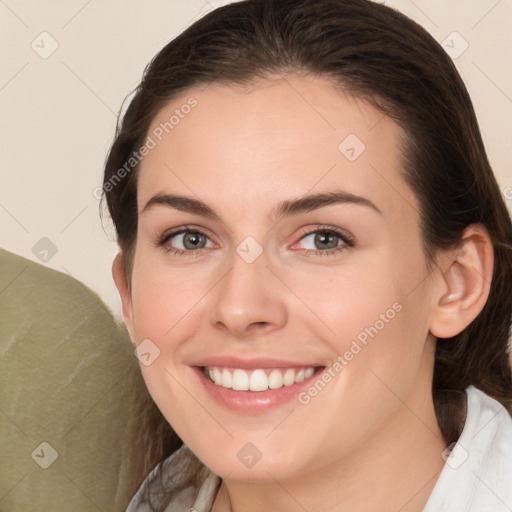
xmin=190 ymin=356 xmax=324 ymax=370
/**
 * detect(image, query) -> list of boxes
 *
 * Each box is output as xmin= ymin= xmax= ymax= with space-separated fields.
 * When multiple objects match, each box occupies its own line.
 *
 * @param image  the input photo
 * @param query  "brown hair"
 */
xmin=102 ymin=0 xmax=512 ymax=508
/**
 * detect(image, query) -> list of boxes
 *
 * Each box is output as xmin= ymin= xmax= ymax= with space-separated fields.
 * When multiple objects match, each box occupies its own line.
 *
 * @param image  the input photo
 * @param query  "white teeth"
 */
xmin=212 ymin=367 xmax=222 ymax=386
xmin=249 ymin=369 xmax=268 ymax=391
xmin=205 ymin=366 xmax=317 ymax=391
xmin=221 ymin=368 xmax=232 ymax=388
xmin=283 ymin=368 xmax=295 ymax=386
xmin=268 ymin=369 xmax=283 ymax=389
xmin=232 ymin=369 xmax=249 ymax=391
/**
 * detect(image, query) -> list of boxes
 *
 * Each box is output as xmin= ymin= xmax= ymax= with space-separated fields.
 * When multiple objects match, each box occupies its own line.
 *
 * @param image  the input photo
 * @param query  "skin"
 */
xmin=113 ymin=74 xmax=493 ymax=512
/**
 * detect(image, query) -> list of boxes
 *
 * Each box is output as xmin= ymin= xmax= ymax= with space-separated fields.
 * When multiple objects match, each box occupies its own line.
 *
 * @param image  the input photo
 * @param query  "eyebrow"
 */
xmin=141 ymin=190 xmax=382 ymax=221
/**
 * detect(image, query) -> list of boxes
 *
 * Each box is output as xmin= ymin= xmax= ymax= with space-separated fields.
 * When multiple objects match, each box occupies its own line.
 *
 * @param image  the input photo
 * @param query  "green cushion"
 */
xmin=0 ymin=248 xmax=147 ymax=511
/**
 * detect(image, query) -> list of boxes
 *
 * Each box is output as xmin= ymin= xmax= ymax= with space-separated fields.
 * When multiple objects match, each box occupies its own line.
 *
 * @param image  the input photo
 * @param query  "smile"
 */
xmin=203 ymin=366 xmax=316 ymax=392
xmin=192 ymin=358 xmax=326 ymax=413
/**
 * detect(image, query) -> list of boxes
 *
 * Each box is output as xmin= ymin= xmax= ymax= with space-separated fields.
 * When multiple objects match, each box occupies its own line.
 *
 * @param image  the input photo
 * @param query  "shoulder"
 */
xmin=424 ymin=386 xmax=512 ymax=511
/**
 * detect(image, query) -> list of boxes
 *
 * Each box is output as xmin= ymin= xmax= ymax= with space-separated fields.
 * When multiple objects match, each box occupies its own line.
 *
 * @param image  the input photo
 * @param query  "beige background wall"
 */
xmin=1 ymin=0 xmax=511 ymax=320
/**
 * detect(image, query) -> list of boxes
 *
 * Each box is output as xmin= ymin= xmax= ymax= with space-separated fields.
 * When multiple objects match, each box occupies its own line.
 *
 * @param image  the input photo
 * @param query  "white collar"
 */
xmin=423 ymin=385 xmax=512 ymax=511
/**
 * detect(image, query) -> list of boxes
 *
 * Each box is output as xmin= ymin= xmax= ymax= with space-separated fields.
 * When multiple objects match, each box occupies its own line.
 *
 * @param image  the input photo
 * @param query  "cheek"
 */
xmin=128 ymin=257 xmax=206 ymax=436
xmin=128 ymin=250 xmax=219 ymax=418
xmin=287 ymin=253 xmax=430 ymax=383
xmin=287 ymin=260 xmax=398 ymax=336
xmin=279 ymin=262 xmax=431 ymax=457
xmin=130 ymin=252 xmax=211 ymax=342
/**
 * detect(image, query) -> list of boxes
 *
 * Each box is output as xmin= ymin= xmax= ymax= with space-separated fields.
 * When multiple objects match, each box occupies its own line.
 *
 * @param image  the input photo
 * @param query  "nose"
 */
xmin=209 ymin=249 xmax=288 ymax=339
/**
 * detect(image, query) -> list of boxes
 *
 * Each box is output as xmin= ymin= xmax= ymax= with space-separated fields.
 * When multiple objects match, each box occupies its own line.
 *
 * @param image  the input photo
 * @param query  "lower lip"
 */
xmin=192 ymin=367 xmax=323 ymax=414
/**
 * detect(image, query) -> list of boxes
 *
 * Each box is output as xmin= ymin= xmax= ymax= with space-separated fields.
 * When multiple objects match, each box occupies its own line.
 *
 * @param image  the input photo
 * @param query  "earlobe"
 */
xmin=429 ymin=224 xmax=494 ymax=339
xmin=112 ymin=252 xmax=136 ymax=342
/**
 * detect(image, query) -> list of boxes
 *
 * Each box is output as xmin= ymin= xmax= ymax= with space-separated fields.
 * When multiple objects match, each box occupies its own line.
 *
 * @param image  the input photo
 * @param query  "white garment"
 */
xmin=423 ymin=386 xmax=512 ymax=511
xmin=126 ymin=386 xmax=512 ymax=511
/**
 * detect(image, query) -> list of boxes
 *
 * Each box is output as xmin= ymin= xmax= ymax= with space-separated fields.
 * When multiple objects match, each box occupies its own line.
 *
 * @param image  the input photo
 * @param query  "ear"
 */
xmin=429 ymin=224 xmax=494 ymax=339
xmin=112 ymin=252 xmax=136 ymax=342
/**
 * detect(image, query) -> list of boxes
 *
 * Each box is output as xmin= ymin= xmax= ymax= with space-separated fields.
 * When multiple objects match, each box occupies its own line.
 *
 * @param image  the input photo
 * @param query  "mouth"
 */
xmin=201 ymin=365 xmax=322 ymax=392
xmin=190 ymin=357 xmax=327 ymax=413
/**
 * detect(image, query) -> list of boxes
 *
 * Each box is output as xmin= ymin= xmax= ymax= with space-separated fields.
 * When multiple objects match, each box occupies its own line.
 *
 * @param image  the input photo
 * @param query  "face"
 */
xmin=118 ymin=74 xmax=443 ymax=481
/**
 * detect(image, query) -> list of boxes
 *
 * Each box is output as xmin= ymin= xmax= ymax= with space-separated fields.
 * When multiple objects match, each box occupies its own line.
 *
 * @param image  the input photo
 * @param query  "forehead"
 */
xmin=137 ymin=74 xmax=416 ymax=220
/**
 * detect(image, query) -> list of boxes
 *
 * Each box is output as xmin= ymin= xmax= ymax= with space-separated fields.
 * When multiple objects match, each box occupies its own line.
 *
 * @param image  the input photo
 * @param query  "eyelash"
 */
xmin=296 ymin=225 xmax=354 ymax=256
xmin=155 ymin=225 xmax=355 ymax=257
xmin=156 ymin=225 xmax=209 ymax=257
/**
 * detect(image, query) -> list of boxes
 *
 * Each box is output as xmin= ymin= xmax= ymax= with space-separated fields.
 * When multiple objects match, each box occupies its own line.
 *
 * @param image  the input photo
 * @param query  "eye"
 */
xmin=294 ymin=226 xmax=354 ymax=256
xmin=157 ymin=227 xmax=214 ymax=255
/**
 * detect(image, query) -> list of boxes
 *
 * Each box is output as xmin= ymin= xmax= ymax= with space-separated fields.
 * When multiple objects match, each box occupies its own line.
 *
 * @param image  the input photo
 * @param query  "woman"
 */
xmin=102 ymin=0 xmax=512 ymax=510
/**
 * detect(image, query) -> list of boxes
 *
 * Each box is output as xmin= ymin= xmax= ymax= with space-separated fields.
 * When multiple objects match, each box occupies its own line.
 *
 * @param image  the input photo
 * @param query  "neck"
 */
xmin=212 ymin=380 xmax=447 ymax=512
